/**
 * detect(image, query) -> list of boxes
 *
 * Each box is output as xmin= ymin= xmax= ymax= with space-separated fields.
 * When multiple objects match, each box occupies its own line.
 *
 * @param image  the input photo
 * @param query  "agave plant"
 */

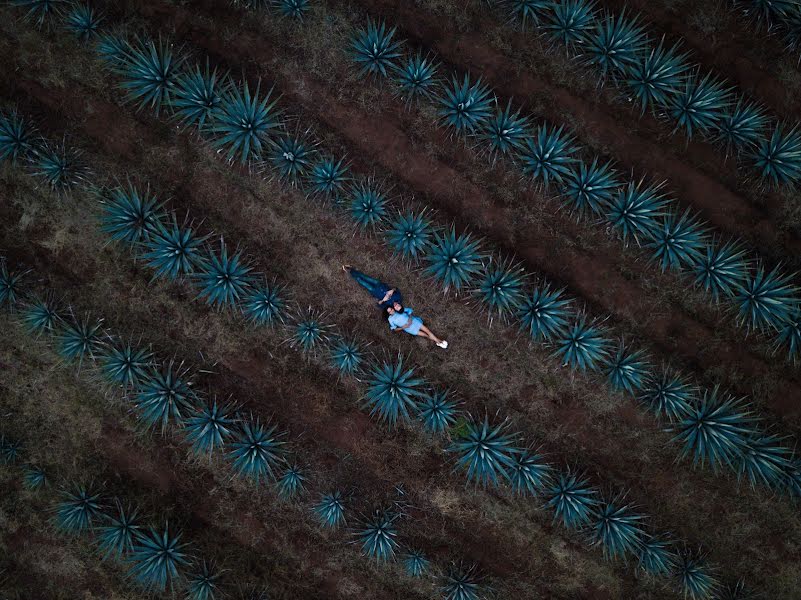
xmin=134 ymin=362 xmax=197 ymax=432
xmin=606 ymin=178 xmax=670 ymax=245
xmin=545 ymin=469 xmax=598 ymax=529
xmin=96 ymin=501 xmax=142 ymax=561
xmin=716 ymin=579 xmax=755 ymax=600
xmin=314 ymin=491 xmax=346 ymax=528
xmin=210 ymin=81 xmax=282 ymax=164
xmin=10 ymin=0 xmax=64 ymax=27
xmin=348 ymin=179 xmax=390 ymax=229
xmin=519 ymin=123 xmax=577 ymax=187
xmin=29 ymin=139 xmax=88 ymax=192
xmin=509 ymin=448 xmax=551 ymax=495
xmin=637 ymin=535 xmax=676 ymax=577
xmin=694 ymin=239 xmax=749 ymax=301
xmin=553 ymin=316 xmax=611 ymax=371
xmin=737 ymin=431 xmax=793 ymax=489
xmin=307 ymin=156 xmax=350 ymax=199
xmin=194 ymin=242 xmax=254 ymax=308
xmin=516 ymin=284 xmax=573 ymax=341
xmin=21 ymin=296 xmax=59 ymax=333
xmin=99 ymin=340 xmax=153 ymax=388
xmin=351 ymin=19 xmax=402 ymax=77
xmin=22 ymin=466 xmax=47 ymax=490
xmin=59 ymin=314 xmax=103 ymax=366
xmin=437 ymin=73 xmax=495 ymax=134
xmin=777 ymin=312 xmax=801 ymax=363
xmin=0 ymin=436 xmax=21 ymax=464
xmin=583 ymin=10 xmax=648 ymax=77
xmin=54 ymin=484 xmax=103 ymax=532
xmin=478 ymin=100 xmax=530 ymax=160
xmin=0 ymin=109 xmax=35 ymax=163
xmin=402 ymin=549 xmax=430 ymax=577
xmin=385 ymin=208 xmax=434 ymax=262
xmin=98 ymin=182 xmax=164 ymax=244
xmin=273 ymin=0 xmax=309 ymax=19
xmin=677 ymin=551 xmax=718 ymax=600
xmin=329 ymin=336 xmax=365 ymax=376
xmin=0 ymin=261 xmax=27 ymax=309
xmin=62 ymin=3 xmax=103 ymax=42
xmin=647 ymin=209 xmax=708 ymax=272
xmin=229 ymin=417 xmax=287 ymax=482
xmin=561 ymin=158 xmax=620 ymax=218
xmin=475 ymin=258 xmax=526 ymax=322
xmin=739 ymin=0 xmax=797 ymax=28
xmin=186 ymin=561 xmax=222 ymax=600
xmin=184 ymin=399 xmax=237 ymax=455
xmin=735 ymin=263 xmax=799 ymax=332
xmin=141 ymin=216 xmax=205 ymax=279
xmin=602 ymin=342 xmax=650 ymax=394
xmin=118 ymin=36 xmax=183 ymax=115
xmin=671 ymin=386 xmax=755 ymax=472
xmin=289 ymin=308 xmax=331 ymax=354
xmin=591 ymin=499 xmax=645 ymax=560
xmin=669 ymin=71 xmax=732 ymax=139
xmin=424 ymin=227 xmax=484 ymax=292
xmin=624 ymin=38 xmax=690 ymax=112
xmin=442 ymin=563 xmax=482 ymax=600
xmin=504 ymin=0 xmax=550 ymax=26
xmin=638 ymin=370 xmax=695 ymax=422
xmin=355 ymin=511 xmax=399 ymax=561
xmin=393 ymin=51 xmax=439 ymax=103
xmin=364 ymin=355 xmax=425 ymax=426
xmin=171 ymin=61 xmax=228 ymax=129
xmin=544 ymin=0 xmax=597 ymax=46
xmin=241 ymin=280 xmax=287 ymax=325
xmin=715 ymin=97 xmax=768 ymax=153
xmin=277 ymin=464 xmax=306 ymax=500
xmin=416 ymin=389 xmax=460 ymax=434
xmin=268 ymin=131 xmax=316 ymax=185
xmin=450 ymin=417 xmax=520 ymax=487
xmin=752 ymin=123 xmax=801 ymax=186
xmin=128 ymin=524 xmax=189 ymax=592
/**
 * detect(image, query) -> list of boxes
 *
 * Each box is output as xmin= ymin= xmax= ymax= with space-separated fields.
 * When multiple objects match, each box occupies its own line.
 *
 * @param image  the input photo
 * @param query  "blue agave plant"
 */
xmin=141 ymin=216 xmax=205 ymax=280
xmin=752 ymin=124 xmax=801 ymax=186
xmin=22 ymin=466 xmax=47 ymax=490
xmin=96 ymin=502 xmax=142 ymax=561
xmin=591 ymin=499 xmax=645 ymax=560
xmin=603 ymin=343 xmax=650 ymax=394
xmin=505 ymin=0 xmax=550 ymax=26
xmin=738 ymin=432 xmax=793 ymax=489
xmin=606 ymin=178 xmax=670 ymax=244
xmin=637 ymin=535 xmax=676 ymax=577
xmin=638 ymin=370 xmax=695 ymax=422
xmin=59 ymin=315 xmax=103 ymax=366
xmin=583 ymin=10 xmax=648 ymax=77
xmin=393 ymin=51 xmax=439 ymax=103
xmin=355 ymin=511 xmax=399 ymax=561
xmin=273 ymin=0 xmax=310 ymax=19
xmin=348 ymin=179 xmax=390 ymax=229
xmin=0 ymin=261 xmax=27 ymax=309
xmin=740 ymin=0 xmax=797 ymax=27
xmin=55 ymin=484 xmax=103 ymax=532
xmin=211 ymin=81 xmax=282 ymax=164
xmin=519 ymin=123 xmax=577 ymax=187
xmin=364 ymin=355 xmax=425 ymax=426
xmin=671 ymin=387 xmax=755 ymax=472
xmin=290 ymin=308 xmax=331 ymax=354
xmin=553 ymin=316 xmax=611 ymax=371
xmin=450 ymin=417 xmax=520 ymax=487
xmin=128 ymin=524 xmax=189 ymax=592
xmin=21 ymin=296 xmax=60 ymax=333
xmin=351 ymin=19 xmax=402 ymax=78
xmin=277 ymin=464 xmax=306 ymax=500
xmin=10 ymin=0 xmax=64 ymax=27
xmin=95 ymin=31 xmax=130 ymax=68
xmin=171 ymin=61 xmax=228 ymax=129
xmin=194 ymin=242 xmax=254 ymax=308
xmin=517 ymin=284 xmax=573 ymax=341
xmin=0 ymin=435 xmax=21 ymax=464
xmin=647 ymin=209 xmax=708 ymax=272
xmin=677 ymin=552 xmax=718 ymax=600
xmin=241 ymin=280 xmax=287 ymax=325
xmin=62 ymin=3 xmax=103 ymax=42
xmin=268 ymin=131 xmax=316 ymax=185
xmin=475 ymin=258 xmax=526 ymax=322
xmin=669 ymin=71 xmax=732 ymax=139
xmin=99 ymin=340 xmax=153 ymax=388
xmin=134 ymin=362 xmax=197 ymax=432
xmin=442 ymin=563 xmax=482 ymax=600
xmin=0 ymin=109 xmax=35 ymax=163
xmin=424 ymin=227 xmax=484 ymax=292
xmin=229 ymin=417 xmax=287 ymax=482
xmin=509 ymin=448 xmax=551 ymax=495
xmin=186 ymin=561 xmax=222 ymax=600
xmin=315 ymin=491 xmax=346 ymax=528
xmin=716 ymin=579 xmax=754 ymax=600
xmin=307 ymin=156 xmax=350 ymax=199
xmin=694 ymin=239 xmax=749 ymax=301
xmin=437 ymin=73 xmax=495 ymax=134
xmin=329 ymin=336 xmax=365 ymax=376
xmin=777 ymin=312 xmax=801 ymax=363
xmin=625 ymin=39 xmax=691 ymax=112
xmin=479 ymin=100 xmax=530 ymax=160
xmin=735 ymin=263 xmax=799 ymax=332
xmin=99 ymin=183 xmax=164 ymax=245
xmin=184 ymin=399 xmax=237 ymax=455
xmin=544 ymin=0 xmax=597 ymax=46
xmin=545 ymin=469 xmax=598 ymax=529
xmin=416 ymin=389 xmax=460 ymax=434
xmin=119 ymin=36 xmax=183 ymax=115
xmin=561 ymin=158 xmax=620 ymax=218
xmin=402 ymin=549 xmax=430 ymax=577
xmin=29 ymin=140 xmax=88 ymax=192
xmin=385 ymin=208 xmax=434 ymax=262
xmin=715 ymin=97 xmax=768 ymax=153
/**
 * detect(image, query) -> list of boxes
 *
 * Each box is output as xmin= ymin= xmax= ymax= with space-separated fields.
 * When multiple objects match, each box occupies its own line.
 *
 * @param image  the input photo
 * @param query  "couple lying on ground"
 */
xmin=343 ymin=265 xmax=449 ymax=349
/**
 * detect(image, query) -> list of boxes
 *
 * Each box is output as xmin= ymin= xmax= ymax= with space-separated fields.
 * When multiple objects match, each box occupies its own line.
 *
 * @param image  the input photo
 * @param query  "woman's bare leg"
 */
xmin=418 ymin=325 xmax=442 ymax=344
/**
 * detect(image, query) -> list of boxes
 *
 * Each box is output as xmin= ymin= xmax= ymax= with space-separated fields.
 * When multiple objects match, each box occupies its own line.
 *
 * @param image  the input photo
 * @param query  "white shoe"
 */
xmin=437 ymin=340 xmax=448 ymax=349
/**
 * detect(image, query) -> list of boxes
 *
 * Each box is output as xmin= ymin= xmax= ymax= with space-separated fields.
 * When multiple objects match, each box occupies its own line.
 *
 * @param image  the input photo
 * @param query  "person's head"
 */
xmin=392 ymin=302 xmax=403 ymax=312
xmin=384 ymin=303 xmax=403 ymax=319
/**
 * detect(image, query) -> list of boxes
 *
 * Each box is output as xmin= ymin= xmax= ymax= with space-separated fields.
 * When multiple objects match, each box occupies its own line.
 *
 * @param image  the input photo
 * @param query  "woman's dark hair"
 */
xmin=381 ymin=303 xmax=403 ymax=321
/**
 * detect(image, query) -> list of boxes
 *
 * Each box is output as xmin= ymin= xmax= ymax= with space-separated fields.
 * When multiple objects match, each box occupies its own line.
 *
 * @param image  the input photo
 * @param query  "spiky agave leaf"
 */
xmin=171 ymin=61 xmax=228 ymax=129
xmin=22 ymin=466 xmax=47 ymax=490
xmin=737 ymin=431 xmax=793 ymax=489
xmin=350 ymin=19 xmax=402 ymax=78
xmin=328 ymin=336 xmax=365 ymax=376
xmin=403 ymin=549 xmax=430 ymax=577
xmin=184 ymin=399 xmax=237 ymax=455
xmin=517 ymin=284 xmax=573 ymax=341
xmin=591 ymin=499 xmax=646 ymax=560
xmin=54 ymin=484 xmax=103 ymax=532
xmin=544 ymin=0 xmax=597 ymax=47
xmin=355 ymin=511 xmax=399 ymax=562
xmin=776 ymin=311 xmax=801 ymax=363
xmin=118 ymin=36 xmax=183 ymax=115
xmin=553 ymin=316 xmax=611 ymax=371
xmin=669 ymin=71 xmax=732 ymax=139
xmin=277 ymin=464 xmax=306 ymax=500
xmin=62 ymin=3 xmax=103 ymax=42
xmin=442 ymin=563 xmax=482 ymax=600
xmin=694 ymin=239 xmax=749 ymax=301
xmin=210 ymin=81 xmax=282 ymax=164
xmin=348 ymin=179 xmax=389 ymax=229
xmin=314 ymin=491 xmax=346 ymax=528
xmin=715 ymin=97 xmax=768 ymax=153
xmin=752 ymin=123 xmax=801 ymax=186
xmin=624 ymin=38 xmax=691 ymax=112
xmin=0 ymin=261 xmax=27 ymax=309
xmin=437 ymin=73 xmax=495 ymax=134
xmin=606 ymin=178 xmax=670 ymax=244
xmin=364 ymin=355 xmax=425 ymax=427
xmin=561 ymin=158 xmax=620 ymax=218
xmin=0 ymin=435 xmax=21 ymax=464
xmin=478 ymin=100 xmax=530 ymax=160
xmin=602 ymin=342 xmax=650 ymax=394
xmin=545 ymin=469 xmax=598 ymax=529
xmin=735 ymin=263 xmax=799 ymax=332
xmin=519 ymin=123 xmax=577 ymax=187
xmin=268 ymin=131 xmax=316 ymax=185
xmin=10 ymin=0 xmax=65 ymax=27
xmin=141 ymin=216 xmax=205 ymax=280
xmin=509 ymin=448 xmax=551 ymax=495
xmin=194 ymin=242 xmax=255 ymax=308
xmin=99 ymin=182 xmax=164 ymax=245
xmin=128 ymin=524 xmax=189 ymax=592
xmin=647 ymin=209 xmax=708 ymax=272
xmin=99 ymin=340 xmax=153 ymax=388
xmin=416 ymin=389 xmax=460 ymax=433
xmin=0 ymin=109 xmax=35 ymax=164
xmin=424 ymin=227 xmax=484 ymax=292
xmin=385 ymin=208 xmax=434 ymax=262
xmin=450 ymin=417 xmax=520 ymax=487
xmin=229 ymin=417 xmax=287 ymax=482
xmin=273 ymin=0 xmax=310 ymax=19
xmin=59 ymin=314 xmax=103 ymax=366
xmin=134 ymin=362 xmax=197 ymax=433
xmin=583 ymin=10 xmax=648 ymax=77
xmin=95 ymin=501 xmax=142 ymax=561
xmin=504 ymin=0 xmax=550 ymax=26
xmin=677 ymin=552 xmax=718 ymax=600
xmin=393 ymin=51 xmax=439 ymax=103
xmin=307 ymin=156 xmax=350 ymax=199
xmin=716 ymin=579 xmax=755 ymax=600
xmin=671 ymin=387 xmax=755 ymax=472
xmin=637 ymin=535 xmax=676 ymax=577
xmin=241 ymin=280 xmax=287 ymax=325
xmin=740 ymin=0 xmax=797 ymax=28
xmin=95 ymin=31 xmax=131 ymax=69
xmin=289 ymin=308 xmax=331 ymax=354
xmin=475 ymin=258 xmax=526 ymax=321
xmin=186 ymin=561 xmax=222 ymax=600
xmin=29 ymin=139 xmax=88 ymax=192
xmin=21 ymin=295 xmax=60 ymax=334
xmin=638 ymin=370 xmax=695 ymax=422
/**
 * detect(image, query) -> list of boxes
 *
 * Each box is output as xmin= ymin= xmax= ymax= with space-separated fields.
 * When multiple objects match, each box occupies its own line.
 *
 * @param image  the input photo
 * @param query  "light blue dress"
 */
xmin=389 ymin=307 xmax=423 ymax=336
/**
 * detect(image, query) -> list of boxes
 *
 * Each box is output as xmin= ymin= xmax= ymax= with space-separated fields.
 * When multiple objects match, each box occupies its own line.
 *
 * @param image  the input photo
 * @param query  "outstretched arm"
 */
xmin=377 ymin=288 xmax=395 ymax=304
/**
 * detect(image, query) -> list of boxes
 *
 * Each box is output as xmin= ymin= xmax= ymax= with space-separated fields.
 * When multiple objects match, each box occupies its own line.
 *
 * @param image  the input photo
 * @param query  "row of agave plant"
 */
xmin=729 ymin=0 xmax=801 ymax=56
xmin=4 ymin=3 xmax=800 ymax=499
xmin=479 ymin=0 xmax=801 ymax=187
